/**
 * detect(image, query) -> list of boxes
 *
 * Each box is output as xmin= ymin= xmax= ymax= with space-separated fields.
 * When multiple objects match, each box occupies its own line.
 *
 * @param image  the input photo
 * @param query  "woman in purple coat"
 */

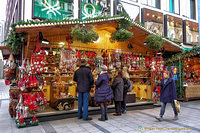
xmin=94 ymin=65 xmax=113 ymax=121
xmin=155 ymin=71 xmax=178 ymax=121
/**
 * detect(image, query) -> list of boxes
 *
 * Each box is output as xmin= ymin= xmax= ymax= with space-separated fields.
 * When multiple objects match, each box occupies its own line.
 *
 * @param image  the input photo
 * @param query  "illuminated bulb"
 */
xmin=59 ymin=42 xmax=65 ymax=45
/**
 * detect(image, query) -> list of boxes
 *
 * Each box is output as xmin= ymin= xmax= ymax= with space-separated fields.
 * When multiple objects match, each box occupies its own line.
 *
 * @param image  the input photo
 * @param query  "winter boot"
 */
xmin=105 ymin=105 xmax=108 ymax=120
xmin=98 ymin=106 xmax=105 ymax=121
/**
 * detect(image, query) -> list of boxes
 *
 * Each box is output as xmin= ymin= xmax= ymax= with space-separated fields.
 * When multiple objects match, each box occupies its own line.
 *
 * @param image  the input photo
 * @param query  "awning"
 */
xmin=14 ymin=16 xmax=183 ymax=59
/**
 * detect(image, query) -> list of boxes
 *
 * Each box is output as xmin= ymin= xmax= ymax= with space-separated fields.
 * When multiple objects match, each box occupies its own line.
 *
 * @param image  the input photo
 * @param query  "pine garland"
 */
xmin=165 ymin=47 xmax=200 ymax=63
xmin=3 ymin=24 xmax=26 ymax=55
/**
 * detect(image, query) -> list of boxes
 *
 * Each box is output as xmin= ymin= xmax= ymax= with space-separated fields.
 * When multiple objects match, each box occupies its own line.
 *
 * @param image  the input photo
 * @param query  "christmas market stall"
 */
xmin=165 ymin=47 xmax=200 ymax=101
xmin=4 ymin=15 xmax=183 ymax=126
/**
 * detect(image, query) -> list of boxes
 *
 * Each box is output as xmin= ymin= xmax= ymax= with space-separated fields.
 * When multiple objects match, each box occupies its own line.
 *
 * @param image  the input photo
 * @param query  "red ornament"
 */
xmin=33 ymin=116 xmax=36 ymax=122
xmin=19 ymin=117 xmax=24 ymax=124
xmin=76 ymin=50 xmax=82 ymax=58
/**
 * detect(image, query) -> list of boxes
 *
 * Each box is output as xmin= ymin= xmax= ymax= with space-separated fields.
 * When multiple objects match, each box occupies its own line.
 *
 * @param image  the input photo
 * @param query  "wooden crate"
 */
xmin=126 ymin=93 xmax=136 ymax=103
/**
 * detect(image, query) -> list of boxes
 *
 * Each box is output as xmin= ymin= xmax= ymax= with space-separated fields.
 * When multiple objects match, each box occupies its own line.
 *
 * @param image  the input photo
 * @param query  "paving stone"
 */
xmin=0 ymin=79 xmax=200 ymax=133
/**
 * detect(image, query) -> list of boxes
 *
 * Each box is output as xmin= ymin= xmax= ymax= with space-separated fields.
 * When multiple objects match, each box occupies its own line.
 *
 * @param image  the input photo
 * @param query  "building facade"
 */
xmin=5 ymin=0 xmax=199 ymax=47
xmin=198 ymin=0 xmax=200 ymax=45
xmin=0 ymin=20 xmax=5 ymax=46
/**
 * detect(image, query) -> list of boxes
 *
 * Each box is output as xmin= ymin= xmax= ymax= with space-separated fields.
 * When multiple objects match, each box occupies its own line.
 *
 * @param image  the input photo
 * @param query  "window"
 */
xmin=190 ymin=0 xmax=196 ymax=19
xmin=0 ymin=26 xmax=1 ymax=36
xmin=169 ymin=0 xmax=174 ymax=13
xmin=141 ymin=0 xmax=160 ymax=9
xmin=188 ymin=33 xmax=192 ymax=43
xmin=163 ymin=0 xmax=180 ymax=14
xmin=130 ymin=0 xmax=138 ymax=2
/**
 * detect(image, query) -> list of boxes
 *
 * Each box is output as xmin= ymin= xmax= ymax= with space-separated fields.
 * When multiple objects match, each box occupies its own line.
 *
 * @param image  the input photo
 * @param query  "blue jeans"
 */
xmin=78 ymin=92 xmax=90 ymax=119
xmin=121 ymin=92 xmax=127 ymax=112
xmin=160 ymin=102 xmax=178 ymax=117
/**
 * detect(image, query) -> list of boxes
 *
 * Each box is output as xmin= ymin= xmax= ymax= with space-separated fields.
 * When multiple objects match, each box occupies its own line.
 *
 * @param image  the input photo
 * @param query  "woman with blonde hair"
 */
xmin=121 ymin=67 xmax=131 ymax=114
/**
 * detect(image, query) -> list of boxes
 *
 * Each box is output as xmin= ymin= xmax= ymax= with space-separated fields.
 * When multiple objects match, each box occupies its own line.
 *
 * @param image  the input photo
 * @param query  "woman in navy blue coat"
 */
xmin=94 ymin=65 xmax=113 ymax=121
xmin=155 ymin=71 xmax=178 ymax=121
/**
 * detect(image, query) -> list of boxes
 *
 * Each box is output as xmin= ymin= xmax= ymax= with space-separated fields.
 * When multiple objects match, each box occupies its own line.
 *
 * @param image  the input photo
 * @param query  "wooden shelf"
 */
xmin=130 ymin=77 xmax=151 ymax=79
xmin=132 ymin=84 xmax=151 ymax=85
xmin=129 ymin=70 xmax=150 ymax=72
xmin=43 ymin=72 xmax=74 ymax=74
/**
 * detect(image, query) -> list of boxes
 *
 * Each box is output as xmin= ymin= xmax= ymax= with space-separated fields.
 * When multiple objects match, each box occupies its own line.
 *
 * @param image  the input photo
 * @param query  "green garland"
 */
xmin=71 ymin=25 xmax=99 ymax=43
xmin=165 ymin=46 xmax=200 ymax=63
xmin=162 ymin=36 xmax=182 ymax=47
xmin=116 ymin=18 xmax=133 ymax=29
xmin=3 ymin=24 xmax=26 ymax=55
xmin=134 ymin=21 xmax=145 ymax=28
xmin=111 ymin=29 xmax=133 ymax=42
xmin=146 ymin=34 xmax=163 ymax=50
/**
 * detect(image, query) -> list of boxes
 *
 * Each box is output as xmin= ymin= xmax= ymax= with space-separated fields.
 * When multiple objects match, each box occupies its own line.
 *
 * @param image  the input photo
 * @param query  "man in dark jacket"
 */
xmin=155 ymin=71 xmax=178 ymax=121
xmin=73 ymin=59 xmax=94 ymax=120
xmin=111 ymin=71 xmax=124 ymax=116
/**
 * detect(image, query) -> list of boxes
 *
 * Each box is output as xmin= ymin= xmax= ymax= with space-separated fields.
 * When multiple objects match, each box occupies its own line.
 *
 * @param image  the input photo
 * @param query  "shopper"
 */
xmin=73 ymin=59 xmax=94 ymax=121
xmin=122 ymin=67 xmax=130 ymax=114
xmin=94 ymin=65 xmax=113 ymax=121
xmin=111 ymin=71 xmax=124 ymax=116
xmin=155 ymin=71 xmax=178 ymax=121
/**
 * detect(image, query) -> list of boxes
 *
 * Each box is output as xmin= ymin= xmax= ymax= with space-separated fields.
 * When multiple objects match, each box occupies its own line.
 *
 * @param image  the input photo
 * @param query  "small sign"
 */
xmin=171 ymin=66 xmax=178 ymax=80
xmin=33 ymin=0 xmax=74 ymax=20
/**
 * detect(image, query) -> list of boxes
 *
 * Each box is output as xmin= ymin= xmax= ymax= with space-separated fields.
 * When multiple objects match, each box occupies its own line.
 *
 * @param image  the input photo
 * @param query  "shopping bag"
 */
xmin=174 ymin=100 xmax=180 ymax=113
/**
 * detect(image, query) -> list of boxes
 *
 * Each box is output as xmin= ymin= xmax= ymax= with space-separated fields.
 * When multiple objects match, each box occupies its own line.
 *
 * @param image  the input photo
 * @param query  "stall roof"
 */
xmin=14 ymin=16 xmax=183 ymax=53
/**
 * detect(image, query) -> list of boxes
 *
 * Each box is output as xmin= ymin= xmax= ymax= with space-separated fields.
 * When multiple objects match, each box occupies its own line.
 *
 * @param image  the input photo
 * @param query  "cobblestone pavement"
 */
xmin=0 ymin=79 xmax=9 ymax=100
xmin=0 ymin=99 xmax=200 ymax=133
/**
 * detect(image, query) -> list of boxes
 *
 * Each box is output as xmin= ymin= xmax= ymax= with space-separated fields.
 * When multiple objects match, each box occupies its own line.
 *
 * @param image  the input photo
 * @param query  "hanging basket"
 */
xmin=111 ymin=29 xmax=133 ymax=42
xmin=71 ymin=25 xmax=99 ymax=43
xmin=146 ymin=34 xmax=163 ymax=51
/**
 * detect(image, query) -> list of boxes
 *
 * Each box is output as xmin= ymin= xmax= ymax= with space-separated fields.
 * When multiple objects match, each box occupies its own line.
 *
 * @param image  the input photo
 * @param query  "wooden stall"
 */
xmin=13 ymin=16 xmax=182 ymax=116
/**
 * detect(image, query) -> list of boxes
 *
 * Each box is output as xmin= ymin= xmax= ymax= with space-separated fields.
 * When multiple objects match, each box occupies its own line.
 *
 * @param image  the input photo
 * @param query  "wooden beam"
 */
xmin=25 ymin=34 xmax=30 ymax=58
xmin=0 ymin=46 xmax=11 ymax=50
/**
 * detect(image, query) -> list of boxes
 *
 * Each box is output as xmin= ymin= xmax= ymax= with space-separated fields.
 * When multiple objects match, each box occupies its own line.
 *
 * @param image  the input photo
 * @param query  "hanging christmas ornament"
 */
xmin=96 ymin=50 xmax=103 ymax=72
xmin=102 ymin=50 xmax=108 ymax=66
xmin=108 ymin=51 xmax=113 ymax=70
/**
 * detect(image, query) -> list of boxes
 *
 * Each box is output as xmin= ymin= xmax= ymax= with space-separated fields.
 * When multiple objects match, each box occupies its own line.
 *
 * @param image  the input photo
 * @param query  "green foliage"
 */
xmin=116 ymin=19 xmax=133 ymax=29
xmin=3 ymin=28 xmax=26 ymax=55
xmin=134 ymin=21 xmax=145 ymax=28
xmin=165 ymin=46 xmax=200 ymax=63
xmin=146 ymin=34 xmax=163 ymax=50
xmin=71 ymin=25 xmax=99 ymax=43
xmin=111 ymin=29 xmax=133 ymax=42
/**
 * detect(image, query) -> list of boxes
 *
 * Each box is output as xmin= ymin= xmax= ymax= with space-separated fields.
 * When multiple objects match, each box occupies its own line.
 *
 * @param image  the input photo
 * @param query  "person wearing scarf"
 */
xmin=94 ymin=65 xmax=113 ymax=121
xmin=111 ymin=71 xmax=124 ymax=116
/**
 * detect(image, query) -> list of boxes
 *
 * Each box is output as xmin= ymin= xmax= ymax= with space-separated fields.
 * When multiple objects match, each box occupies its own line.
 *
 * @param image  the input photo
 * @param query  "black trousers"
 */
xmin=114 ymin=101 xmax=121 ymax=114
